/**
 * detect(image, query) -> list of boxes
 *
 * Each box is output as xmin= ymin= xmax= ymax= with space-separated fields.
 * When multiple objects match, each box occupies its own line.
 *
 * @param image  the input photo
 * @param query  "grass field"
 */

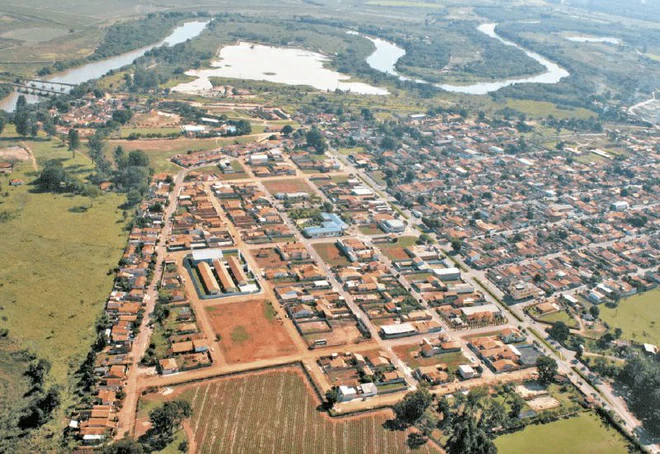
xmin=599 ymin=290 xmax=660 ymax=344
xmin=0 ymin=137 xmax=128 ymax=383
xmin=151 ymin=367 xmax=438 ymax=453
xmin=503 ymin=100 xmax=596 ymax=120
xmin=494 ymin=412 xmax=629 ymax=454
xmin=537 ymin=310 xmax=579 ymax=329
xmin=393 ymin=344 xmax=465 ymax=371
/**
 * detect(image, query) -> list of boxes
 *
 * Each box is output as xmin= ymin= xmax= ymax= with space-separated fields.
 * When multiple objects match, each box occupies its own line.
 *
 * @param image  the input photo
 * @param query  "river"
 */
xmin=363 ymin=23 xmax=570 ymax=95
xmin=0 ymin=20 xmax=209 ymax=112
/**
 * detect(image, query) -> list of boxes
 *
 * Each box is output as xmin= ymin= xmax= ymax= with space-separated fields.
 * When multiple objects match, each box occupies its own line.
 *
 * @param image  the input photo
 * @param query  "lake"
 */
xmin=172 ymin=42 xmax=389 ymax=96
xmin=363 ymin=23 xmax=570 ymax=95
xmin=0 ymin=20 xmax=210 ymax=111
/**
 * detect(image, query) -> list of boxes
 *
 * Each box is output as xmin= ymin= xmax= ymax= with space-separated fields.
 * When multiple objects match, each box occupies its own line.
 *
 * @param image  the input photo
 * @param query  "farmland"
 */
xmin=205 ymin=299 xmax=299 ymax=363
xmin=144 ymin=367 xmax=438 ymax=453
xmin=494 ymin=412 xmax=629 ymax=454
xmin=599 ymin=290 xmax=660 ymax=344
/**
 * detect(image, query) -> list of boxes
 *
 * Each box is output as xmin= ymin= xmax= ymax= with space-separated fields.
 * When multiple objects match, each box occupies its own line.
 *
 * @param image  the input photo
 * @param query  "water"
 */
xmin=173 ymin=42 xmax=389 ymax=96
xmin=566 ymin=36 xmax=621 ymax=45
xmin=0 ymin=20 xmax=209 ymax=111
xmin=363 ymin=23 xmax=570 ymax=95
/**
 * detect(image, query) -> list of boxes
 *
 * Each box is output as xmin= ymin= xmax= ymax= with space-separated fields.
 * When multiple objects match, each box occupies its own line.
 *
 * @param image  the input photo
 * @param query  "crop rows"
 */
xmin=182 ymin=369 xmax=437 ymax=453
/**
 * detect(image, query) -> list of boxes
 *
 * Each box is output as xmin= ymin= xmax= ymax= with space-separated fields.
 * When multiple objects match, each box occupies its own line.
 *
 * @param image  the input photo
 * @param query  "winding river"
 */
xmin=0 ymin=20 xmax=209 ymax=112
xmin=363 ymin=23 xmax=570 ymax=95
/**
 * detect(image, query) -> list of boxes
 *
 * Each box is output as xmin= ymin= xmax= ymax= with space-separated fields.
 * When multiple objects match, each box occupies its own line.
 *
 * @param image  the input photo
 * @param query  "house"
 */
xmin=337 ymin=385 xmax=358 ymax=402
xmin=290 ymin=304 xmax=314 ymax=319
xmin=432 ymin=267 xmax=461 ymax=281
xmin=159 ymin=358 xmax=179 ymax=375
xmin=380 ymin=323 xmax=418 ymax=339
xmin=499 ymin=328 xmax=526 ymax=344
xmin=357 ymin=382 xmax=378 ymax=398
xmin=416 ymin=365 xmax=450 ymax=384
xmin=458 ymin=364 xmax=476 ymax=379
xmin=379 ymin=219 xmax=406 ymax=233
xmin=0 ymin=162 xmax=13 ymax=174
xmin=302 ymin=213 xmax=348 ymax=239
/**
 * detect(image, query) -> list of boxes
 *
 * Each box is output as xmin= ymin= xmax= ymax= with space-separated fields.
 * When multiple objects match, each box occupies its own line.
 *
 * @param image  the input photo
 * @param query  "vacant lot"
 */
xmin=144 ymin=367 xmax=438 ymax=453
xmin=205 ymin=300 xmax=298 ymax=363
xmin=313 ymin=242 xmax=351 ymax=267
xmin=377 ymin=236 xmax=417 ymax=261
xmin=537 ymin=310 xmax=579 ymax=329
xmin=393 ymin=344 xmax=465 ymax=371
xmin=494 ymin=412 xmax=629 ymax=454
xmin=600 ymin=290 xmax=660 ymax=344
xmin=263 ymin=178 xmax=315 ymax=195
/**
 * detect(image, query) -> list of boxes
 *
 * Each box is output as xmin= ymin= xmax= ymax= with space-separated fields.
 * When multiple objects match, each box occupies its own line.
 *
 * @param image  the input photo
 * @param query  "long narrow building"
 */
xmin=213 ymin=259 xmax=237 ymax=293
xmin=227 ymin=255 xmax=248 ymax=286
xmin=197 ymin=261 xmax=220 ymax=294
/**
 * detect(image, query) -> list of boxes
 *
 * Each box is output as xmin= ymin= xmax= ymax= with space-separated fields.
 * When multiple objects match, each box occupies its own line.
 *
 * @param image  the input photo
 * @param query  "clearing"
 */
xmin=377 ymin=236 xmax=418 ymax=261
xmin=205 ymin=299 xmax=299 ymax=363
xmin=494 ymin=412 xmax=629 ymax=454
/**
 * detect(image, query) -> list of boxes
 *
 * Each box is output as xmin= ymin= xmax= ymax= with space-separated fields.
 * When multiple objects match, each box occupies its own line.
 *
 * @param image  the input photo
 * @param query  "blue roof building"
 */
xmin=302 ymin=212 xmax=348 ymax=238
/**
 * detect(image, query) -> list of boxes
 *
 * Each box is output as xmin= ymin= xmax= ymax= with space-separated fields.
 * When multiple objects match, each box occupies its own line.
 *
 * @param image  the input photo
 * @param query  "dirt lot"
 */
xmin=205 ymin=299 xmax=299 ymax=363
xmin=250 ymin=247 xmax=286 ymax=268
xmin=313 ymin=242 xmax=350 ymax=267
xmin=263 ymin=178 xmax=315 ymax=195
xmin=0 ymin=146 xmax=30 ymax=162
xmin=129 ymin=111 xmax=181 ymax=128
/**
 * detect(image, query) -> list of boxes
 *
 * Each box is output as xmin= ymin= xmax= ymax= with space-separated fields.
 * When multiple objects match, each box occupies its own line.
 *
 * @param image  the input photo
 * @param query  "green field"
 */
xmin=537 ymin=310 xmax=579 ymax=329
xmin=494 ymin=412 xmax=629 ymax=454
xmin=599 ymin=290 xmax=660 ymax=344
xmin=147 ymin=367 xmax=436 ymax=453
xmin=0 ymin=137 xmax=128 ymax=383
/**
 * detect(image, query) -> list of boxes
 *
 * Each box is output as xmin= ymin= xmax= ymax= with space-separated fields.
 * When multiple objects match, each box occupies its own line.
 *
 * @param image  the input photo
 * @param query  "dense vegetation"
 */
xmin=617 ymin=354 xmax=660 ymax=437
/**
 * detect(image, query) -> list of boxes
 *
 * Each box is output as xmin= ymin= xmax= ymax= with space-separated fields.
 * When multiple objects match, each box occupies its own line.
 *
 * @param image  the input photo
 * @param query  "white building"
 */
xmin=432 ymin=267 xmax=461 ymax=281
xmin=337 ymin=385 xmax=358 ymax=402
xmin=458 ymin=365 xmax=476 ymax=379
xmin=379 ymin=219 xmax=406 ymax=233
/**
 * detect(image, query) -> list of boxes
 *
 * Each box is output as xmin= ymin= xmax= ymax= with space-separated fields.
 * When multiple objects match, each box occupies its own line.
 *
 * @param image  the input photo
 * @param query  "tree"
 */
xmin=141 ymin=400 xmax=192 ymax=451
xmin=234 ymin=119 xmax=252 ymax=136
xmin=306 ymin=127 xmax=327 ymax=154
xmin=35 ymin=160 xmax=70 ymax=192
xmin=114 ymin=146 xmax=128 ymax=170
xmin=126 ymin=190 xmax=143 ymax=206
xmin=67 ymin=129 xmax=80 ymax=154
xmin=112 ymin=109 xmax=133 ymax=125
xmin=407 ymin=432 xmax=428 ymax=449
xmin=547 ymin=321 xmax=570 ymax=343
xmin=101 ymin=438 xmax=145 ymax=454
xmin=445 ymin=412 xmax=496 ymax=454
xmin=393 ymin=389 xmax=432 ymax=426
xmin=536 ymin=355 xmax=558 ymax=385
xmin=325 ymin=388 xmax=338 ymax=408
xmin=14 ymin=95 xmax=31 ymax=137
xmin=589 ymin=305 xmax=600 ymax=319
xmin=127 ymin=150 xmax=149 ymax=167
xmin=281 ymin=124 xmax=293 ymax=136
xmin=450 ymin=237 xmax=463 ymax=254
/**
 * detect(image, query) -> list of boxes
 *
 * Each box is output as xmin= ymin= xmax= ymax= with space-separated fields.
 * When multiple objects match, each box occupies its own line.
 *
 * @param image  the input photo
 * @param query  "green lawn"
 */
xmin=599 ymin=290 xmax=660 ymax=344
xmin=495 ymin=412 xmax=629 ymax=454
